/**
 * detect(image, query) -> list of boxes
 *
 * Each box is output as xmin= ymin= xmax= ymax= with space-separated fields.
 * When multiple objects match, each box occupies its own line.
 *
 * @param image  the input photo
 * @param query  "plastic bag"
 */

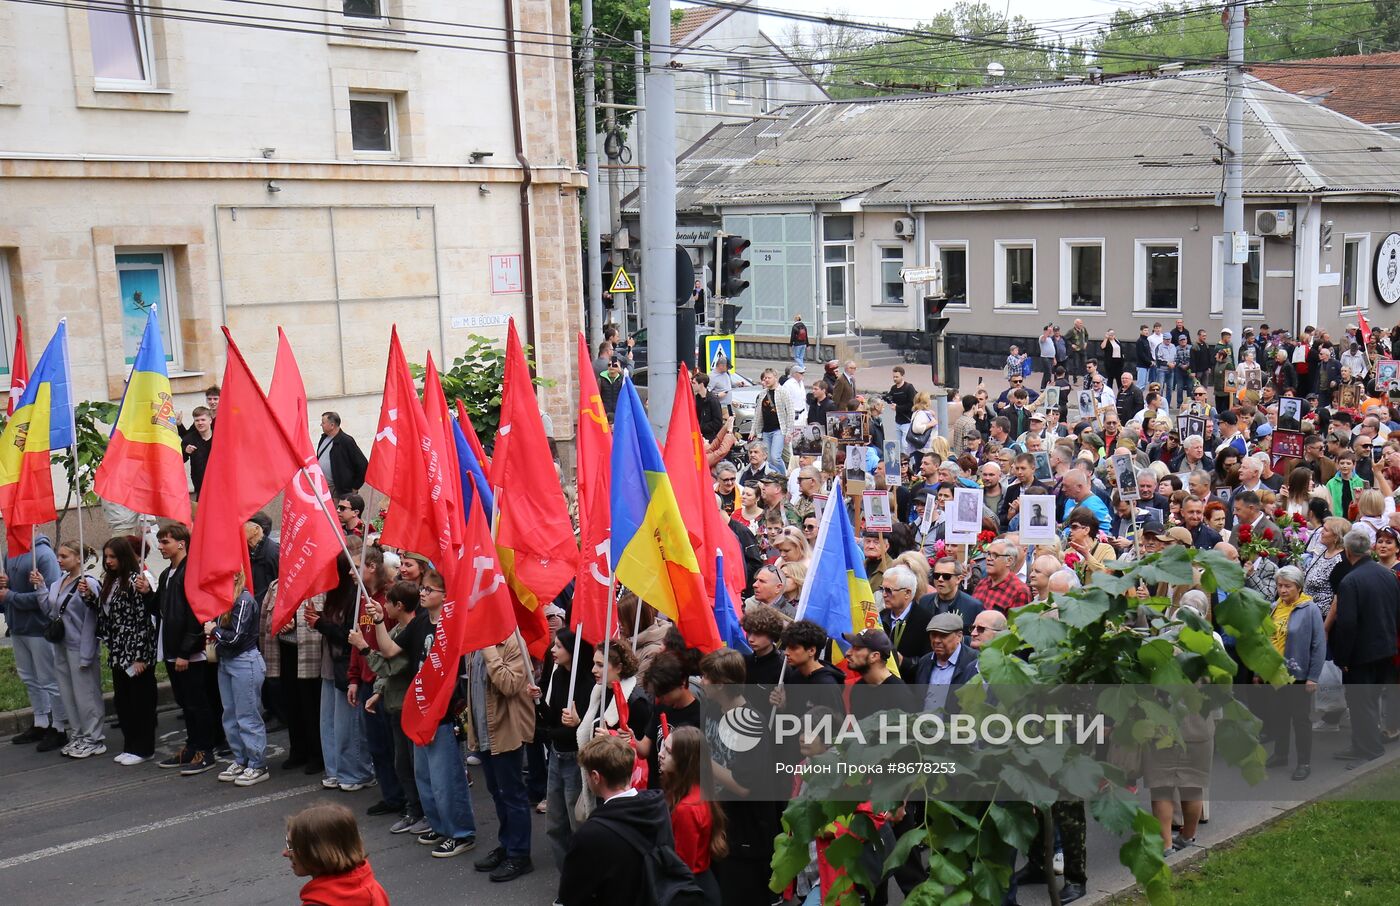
xmin=1315 ymin=660 xmax=1345 ymax=714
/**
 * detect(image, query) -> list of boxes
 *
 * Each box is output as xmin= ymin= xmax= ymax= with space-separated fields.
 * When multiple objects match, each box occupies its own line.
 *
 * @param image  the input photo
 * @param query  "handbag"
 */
xmin=43 ymin=581 xmax=83 ymax=644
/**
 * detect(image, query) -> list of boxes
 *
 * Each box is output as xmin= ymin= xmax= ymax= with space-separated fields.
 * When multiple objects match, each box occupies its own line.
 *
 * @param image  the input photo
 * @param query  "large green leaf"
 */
xmin=987 ymin=803 xmax=1038 ymax=855
xmin=1058 ymin=587 xmax=1113 ymax=628
xmin=1012 ymin=611 xmax=1069 ymax=651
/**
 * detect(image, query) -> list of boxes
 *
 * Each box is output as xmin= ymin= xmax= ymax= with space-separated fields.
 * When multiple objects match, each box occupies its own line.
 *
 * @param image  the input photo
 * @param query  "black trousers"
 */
xmin=276 ymin=647 xmax=323 ymax=766
xmin=167 ymin=660 xmax=218 ymax=754
xmin=1026 ymin=801 xmax=1087 ymax=885
xmin=112 ymin=666 xmax=158 ymax=757
xmin=1344 ymin=658 xmax=1396 ymax=760
xmin=1266 ymin=681 xmax=1313 ymax=765
xmin=387 ymin=708 xmax=421 ymax=817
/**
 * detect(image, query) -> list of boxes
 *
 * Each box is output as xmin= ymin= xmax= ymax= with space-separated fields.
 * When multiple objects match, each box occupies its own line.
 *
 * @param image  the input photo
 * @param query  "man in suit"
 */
xmin=911 ymin=613 xmax=980 ymax=714
xmin=833 ymin=360 xmax=859 ymax=410
xmin=1331 ymin=529 xmax=1400 ymax=765
xmin=1228 ymin=490 xmax=1279 ymax=549
xmin=878 ymin=565 xmax=933 ymax=669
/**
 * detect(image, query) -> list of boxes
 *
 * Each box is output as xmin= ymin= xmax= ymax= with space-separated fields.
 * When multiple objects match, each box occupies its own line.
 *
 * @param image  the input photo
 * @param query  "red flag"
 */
xmin=663 ymin=363 xmax=745 ymax=610
xmin=364 ymin=327 xmax=408 ymax=496
xmin=490 ymin=320 xmax=578 ymax=658
xmin=422 ymin=355 xmax=465 ymax=558
xmin=187 ymin=329 xmax=303 ymax=622
xmin=455 ymin=399 xmax=491 ymax=474
xmin=573 ymin=332 xmax=613 ymax=645
xmin=268 ymin=329 xmax=344 ymax=633
xmin=4 ymin=316 xmax=28 ymax=552
xmin=376 ymin=333 xmax=453 ymax=566
xmin=1359 ymin=312 xmax=1372 ymax=346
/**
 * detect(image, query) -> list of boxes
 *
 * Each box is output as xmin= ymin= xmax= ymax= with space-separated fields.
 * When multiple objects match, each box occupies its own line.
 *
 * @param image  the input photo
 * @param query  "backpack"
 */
xmin=793 ymin=323 xmax=808 ymax=344
xmin=593 ymin=814 xmax=707 ymax=906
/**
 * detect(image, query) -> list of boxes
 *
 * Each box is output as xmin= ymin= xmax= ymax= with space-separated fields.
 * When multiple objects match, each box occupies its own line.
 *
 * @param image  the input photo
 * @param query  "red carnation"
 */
xmin=1064 ymin=551 xmax=1082 ymax=568
xmin=977 ymin=530 xmax=996 ymax=544
xmin=1238 ymin=524 xmax=1253 ymax=543
xmin=1263 ymin=527 xmax=1275 ymax=541
xmin=1273 ymin=507 xmax=1285 ymax=519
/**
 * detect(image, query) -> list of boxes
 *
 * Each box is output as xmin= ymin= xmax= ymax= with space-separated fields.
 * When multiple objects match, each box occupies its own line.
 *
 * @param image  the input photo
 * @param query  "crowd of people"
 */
xmin=5 ymin=314 xmax=1400 ymax=906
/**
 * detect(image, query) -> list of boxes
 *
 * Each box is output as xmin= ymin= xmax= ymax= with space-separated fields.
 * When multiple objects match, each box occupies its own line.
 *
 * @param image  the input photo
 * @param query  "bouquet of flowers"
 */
xmin=1271 ymin=508 xmax=1311 ymax=563
xmin=1236 ymin=521 xmax=1283 ymax=564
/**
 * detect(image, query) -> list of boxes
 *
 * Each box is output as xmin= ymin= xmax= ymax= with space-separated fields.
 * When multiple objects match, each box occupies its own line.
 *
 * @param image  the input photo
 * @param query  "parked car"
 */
xmin=628 ymin=366 xmax=762 ymax=438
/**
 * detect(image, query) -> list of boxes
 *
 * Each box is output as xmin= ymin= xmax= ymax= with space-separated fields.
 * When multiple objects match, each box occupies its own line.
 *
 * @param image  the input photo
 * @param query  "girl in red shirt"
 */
xmin=659 ymin=726 xmax=727 ymax=899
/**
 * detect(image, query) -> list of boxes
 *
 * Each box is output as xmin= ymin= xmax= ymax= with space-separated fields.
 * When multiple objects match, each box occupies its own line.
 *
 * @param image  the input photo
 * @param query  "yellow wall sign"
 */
xmin=609 ymin=267 xmax=635 ymax=293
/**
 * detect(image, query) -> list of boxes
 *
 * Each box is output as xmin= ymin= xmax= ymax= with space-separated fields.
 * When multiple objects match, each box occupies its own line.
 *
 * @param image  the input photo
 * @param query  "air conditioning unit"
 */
xmin=1255 ymin=209 xmax=1294 ymax=238
xmin=893 ymin=218 xmax=916 ymax=239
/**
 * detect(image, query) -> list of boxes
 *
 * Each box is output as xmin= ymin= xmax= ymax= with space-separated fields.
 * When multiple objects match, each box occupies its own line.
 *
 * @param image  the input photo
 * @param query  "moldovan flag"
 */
xmin=573 ymin=332 xmax=612 ymax=646
xmin=661 ymin=363 xmax=744 ymax=608
xmin=793 ymin=478 xmax=878 ymax=666
xmin=0 ymin=321 xmax=73 ymax=554
xmin=267 ymin=329 xmax=343 ymax=633
xmin=7 ymin=316 xmax=27 ymax=416
xmin=93 ymin=308 xmax=191 ymax=525
xmin=610 ymin=377 xmax=721 ymax=653
xmin=363 ymin=326 xmax=410 ymax=496
xmin=490 ymin=320 xmax=577 ymax=658
xmin=186 ymin=329 xmax=303 ymax=622
xmin=2 ymin=315 xmax=31 ymax=553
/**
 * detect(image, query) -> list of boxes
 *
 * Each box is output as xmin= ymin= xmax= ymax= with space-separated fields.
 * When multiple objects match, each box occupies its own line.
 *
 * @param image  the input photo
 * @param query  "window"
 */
xmin=758 ymin=79 xmax=771 ymax=112
xmin=342 ymin=0 xmax=382 ymax=18
xmin=350 ymin=93 xmax=396 ymax=155
xmin=996 ymin=242 xmax=1035 ymax=308
xmin=704 ymin=73 xmax=719 ymax=111
xmin=1209 ymin=236 xmax=1263 ymax=315
xmin=725 ymin=58 xmax=747 ymax=103
xmin=88 ymin=1 xmax=153 ymax=89
xmin=116 ymin=251 xmax=181 ymax=368
xmin=1060 ymin=240 xmax=1104 ymax=309
xmin=932 ymin=242 xmax=968 ymax=307
xmin=878 ymin=246 xmax=905 ymax=305
xmin=1136 ymin=240 xmax=1181 ymax=311
xmin=823 ymin=216 xmax=855 ymax=334
xmin=1342 ymin=235 xmax=1370 ymax=310
xmin=0 ymin=252 xmax=14 ymax=378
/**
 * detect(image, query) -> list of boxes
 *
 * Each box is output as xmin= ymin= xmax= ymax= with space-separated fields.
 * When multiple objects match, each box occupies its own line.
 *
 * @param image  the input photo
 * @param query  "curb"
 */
xmin=1 ymin=680 xmax=178 ymax=737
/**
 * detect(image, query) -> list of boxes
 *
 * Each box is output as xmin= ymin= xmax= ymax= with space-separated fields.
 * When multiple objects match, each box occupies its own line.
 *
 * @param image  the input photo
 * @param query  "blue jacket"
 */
xmin=213 ymin=590 xmax=261 ymax=659
xmin=1276 ymin=597 xmax=1326 ymax=683
xmin=3 ymin=536 xmax=61 ymax=637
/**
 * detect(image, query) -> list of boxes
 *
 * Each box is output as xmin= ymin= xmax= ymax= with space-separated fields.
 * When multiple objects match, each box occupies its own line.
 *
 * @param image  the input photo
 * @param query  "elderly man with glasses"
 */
xmin=877 ymin=565 xmax=932 ymax=669
xmin=968 ymin=610 xmax=1008 ymax=650
xmin=974 ymin=539 xmax=1031 ymax=614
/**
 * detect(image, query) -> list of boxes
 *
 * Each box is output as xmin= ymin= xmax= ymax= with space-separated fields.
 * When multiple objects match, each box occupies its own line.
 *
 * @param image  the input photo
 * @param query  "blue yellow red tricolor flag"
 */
xmin=610 ymin=376 xmax=721 ymax=653
xmin=793 ymin=479 xmax=879 ymax=666
xmin=93 ymin=308 xmax=192 ymax=524
xmin=0 ymin=321 xmax=73 ymax=553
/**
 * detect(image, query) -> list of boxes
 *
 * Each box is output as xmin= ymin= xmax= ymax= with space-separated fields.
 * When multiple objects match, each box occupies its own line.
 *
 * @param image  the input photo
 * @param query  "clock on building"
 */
xmin=1377 ymin=232 xmax=1400 ymax=305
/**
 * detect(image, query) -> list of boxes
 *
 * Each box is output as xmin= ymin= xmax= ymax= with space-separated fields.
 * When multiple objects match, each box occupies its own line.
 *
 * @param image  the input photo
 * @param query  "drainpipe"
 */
xmin=503 ymin=0 xmax=538 ymax=355
xmin=811 ymin=202 xmax=822 ymax=363
xmin=907 ymin=202 xmax=921 ymax=331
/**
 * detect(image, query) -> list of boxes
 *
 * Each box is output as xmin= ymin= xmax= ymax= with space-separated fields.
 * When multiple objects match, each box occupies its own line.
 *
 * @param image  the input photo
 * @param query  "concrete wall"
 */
xmin=0 ymin=0 xmax=585 ymax=512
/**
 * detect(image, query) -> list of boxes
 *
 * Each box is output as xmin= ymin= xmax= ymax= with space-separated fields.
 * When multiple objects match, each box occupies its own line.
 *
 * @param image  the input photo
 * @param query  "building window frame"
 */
xmin=725 ymin=57 xmax=747 ymax=104
xmin=0 ymin=252 xmax=15 ymax=379
xmin=340 ymin=0 xmax=388 ymax=23
xmin=1208 ymin=235 xmax=1265 ymax=318
xmin=1341 ymin=233 xmax=1371 ymax=312
xmin=1059 ymin=238 xmax=1105 ymax=312
xmin=929 ymin=240 xmax=969 ymax=310
xmin=115 ymin=248 xmax=183 ymax=370
xmin=349 ymin=91 xmax=398 ymax=158
xmin=1134 ymin=238 xmax=1183 ymax=314
xmin=994 ymin=240 xmax=1037 ymax=310
xmin=704 ymin=72 xmax=719 ymax=111
xmin=874 ymin=244 xmax=907 ymax=307
xmin=89 ymin=0 xmax=156 ymax=92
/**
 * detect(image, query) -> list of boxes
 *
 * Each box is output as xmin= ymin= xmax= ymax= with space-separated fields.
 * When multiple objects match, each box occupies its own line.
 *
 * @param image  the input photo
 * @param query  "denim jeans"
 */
xmin=525 ymin=736 xmax=548 ymax=803
xmin=792 ymin=344 xmax=806 ymax=366
xmin=1167 ymin=369 xmax=1190 ymax=408
xmin=218 ymin=649 xmax=268 ymax=769
xmin=545 ymin=747 xmax=583 ymax=869
xmin=761 ymin=430 xmax=786 ymax=474
xmin=11 ymin=633 xmax=65 ymax=728
xmin=413 ymin=723 xmax=476 ymax=840
xmin=320 ymin=679 xmax=373 ymax=784
xmin=481 ymin=746 xmax=532 ymax=858
xmin=53 ymin=642 xmax=105 ymax=745
xmin=364 ymin=699 xmax=406 ymax=807
xmin=1136 ymin=366 xmax=1150 ymax=389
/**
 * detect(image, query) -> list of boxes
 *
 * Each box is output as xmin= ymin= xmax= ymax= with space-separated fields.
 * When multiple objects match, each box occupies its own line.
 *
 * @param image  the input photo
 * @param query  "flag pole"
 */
xmin=357 ymin=486 xmax=375 ymax=579
xmin=298 ymin=466 xmax=372 ymax=610
xmin=565 ymin=619 xmax=584 ymax=710
xmin=597 ymin=576 xmax=615 ymax=733
xmin=59 ymin=316 xmax=83 ymax=567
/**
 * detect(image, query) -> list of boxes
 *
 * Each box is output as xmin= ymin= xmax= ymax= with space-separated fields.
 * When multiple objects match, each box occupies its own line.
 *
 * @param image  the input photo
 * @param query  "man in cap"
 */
xmin=846 ymin=629 xmax=916 ymax=718
xmin=910 ymin=613 xmax=980 ymax=714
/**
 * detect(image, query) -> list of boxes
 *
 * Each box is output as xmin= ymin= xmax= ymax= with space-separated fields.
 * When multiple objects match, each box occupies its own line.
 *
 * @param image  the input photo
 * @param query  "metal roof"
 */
xmin=668 ymin=71 xmax=1400 ymax=211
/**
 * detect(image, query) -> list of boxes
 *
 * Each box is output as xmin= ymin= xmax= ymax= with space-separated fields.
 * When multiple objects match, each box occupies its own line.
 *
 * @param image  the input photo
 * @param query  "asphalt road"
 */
xmin=0 ymin=721 xmax=559 ymax=905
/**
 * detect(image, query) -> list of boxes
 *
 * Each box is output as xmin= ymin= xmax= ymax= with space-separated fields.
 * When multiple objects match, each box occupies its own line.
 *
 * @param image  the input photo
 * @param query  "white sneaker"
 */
xmin=114 ymin=752 xmax=149 ymax=766
xmin=87 ymin=742 xmax=107 ymax=757
xmin=321 ymin=777 xmax=341 ymax=789
xmin=68 ymin=740 xmax=96 ymax=759
xmin=1053 ymin=852 xmax=1065 ymax=875
xmin=218 ymin=763 xmax=246 ymax=782
xmin=235 ymin=766 xmax=270 ymax=787
xmin=338 ymin=781 xmax=369 ymax=792
xmin=465 ymin=754 xmax=482 ymax=766
xmin=60 ymin=740 xmax=80 ymax=757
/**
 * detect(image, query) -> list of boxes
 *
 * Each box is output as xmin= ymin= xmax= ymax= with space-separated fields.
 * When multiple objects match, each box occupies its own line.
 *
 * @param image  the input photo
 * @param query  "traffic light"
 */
xmin=924 ymin=294 xmax=950 ymax=337
xmin=721 ymin=235 xmax=751 ymax=298
xmin=720 ymin=303 xmax=743 ymax=335
xmin=602 ymin=262 xmax=616 ymax=309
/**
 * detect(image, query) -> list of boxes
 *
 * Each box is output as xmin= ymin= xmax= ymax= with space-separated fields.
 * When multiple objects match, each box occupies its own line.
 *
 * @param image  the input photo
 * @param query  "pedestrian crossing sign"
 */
xmin=609 ymin=267 xmax=635 ymax=294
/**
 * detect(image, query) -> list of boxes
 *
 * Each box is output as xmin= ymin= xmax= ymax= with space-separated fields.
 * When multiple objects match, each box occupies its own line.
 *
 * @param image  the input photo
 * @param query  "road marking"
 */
xmin=0 ymin=784 xmax=318 ymax=870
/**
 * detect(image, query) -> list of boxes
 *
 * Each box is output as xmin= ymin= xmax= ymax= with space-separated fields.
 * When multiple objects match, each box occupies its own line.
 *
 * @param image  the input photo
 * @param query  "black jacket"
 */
xmin=180 ymin=427 xmax=214 ymax=495
xmin=154 ymin=560 xmax=204 ymax=661
xmin=886 ymin=382 xmax=917 ymax=424
xmin=249 ymin=538 xmax=280 ymax=604
xmin=728 ymin=517 xmax=763 ymax=596
xmin=880 ymin=600 xmax=934 ymax=666
xmin=558 ymin=790 xmax=674 ymax=906
xmin=1115 ymin=385 xmax=1145 ymax=424
xmin=910 ymin=643 xmax=981 ymax=696
xmin=1331 ymin=558 xmax=1400 ymax=669
xmin=316 ymin=431 xmax=368 ymax=494
xmin=539 ymin=659 xmax=596 ymax=753
xmin=695 ymin=392 xmax=724 ymax=440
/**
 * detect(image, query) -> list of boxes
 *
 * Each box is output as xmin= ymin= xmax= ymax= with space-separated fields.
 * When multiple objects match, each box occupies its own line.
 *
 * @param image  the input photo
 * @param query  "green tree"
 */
xmin=770 ymin=545 xmax=1286 ymax=905
xmin=408 ymin=334 xmax=545 ymax=447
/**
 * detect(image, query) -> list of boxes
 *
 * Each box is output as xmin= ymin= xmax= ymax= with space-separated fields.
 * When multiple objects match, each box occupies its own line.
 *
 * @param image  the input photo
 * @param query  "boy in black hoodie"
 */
xmin=557 ymin=735 xmax=675 ymax=906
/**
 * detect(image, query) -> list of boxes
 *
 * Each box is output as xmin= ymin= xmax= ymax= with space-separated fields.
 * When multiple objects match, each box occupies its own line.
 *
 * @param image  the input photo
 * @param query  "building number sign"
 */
xmin=1377 ymin=232 xmax=1400 ymax=306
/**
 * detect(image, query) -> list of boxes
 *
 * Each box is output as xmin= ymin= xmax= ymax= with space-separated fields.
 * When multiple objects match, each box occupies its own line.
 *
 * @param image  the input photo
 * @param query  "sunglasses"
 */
xmin=933 ymin=572 xmax=957 ymax=580
xmin=970 ymin=625 xmax=991 ymax=634
xmin=336 ymin=504 xmax=352 ymax=512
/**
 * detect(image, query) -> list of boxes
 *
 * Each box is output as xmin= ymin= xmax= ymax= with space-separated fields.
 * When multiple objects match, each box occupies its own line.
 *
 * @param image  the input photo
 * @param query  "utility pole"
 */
xmin=582 ymin=0 xmax=604 ymax=348
xmin=644 ymin=0 xmax=677 ymax=436
xmin=604 ymin=63 xmax=623 ymax=240
xmin=1222 ymin=1 xmax=1246 ymax=344
xmin=634 ymin=30 xmax=647 ymax=336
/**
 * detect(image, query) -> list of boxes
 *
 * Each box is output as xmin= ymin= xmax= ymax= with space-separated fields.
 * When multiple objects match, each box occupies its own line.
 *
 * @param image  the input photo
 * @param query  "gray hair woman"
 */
xmin=1262 ymin=565 xmax=1325 ymax=781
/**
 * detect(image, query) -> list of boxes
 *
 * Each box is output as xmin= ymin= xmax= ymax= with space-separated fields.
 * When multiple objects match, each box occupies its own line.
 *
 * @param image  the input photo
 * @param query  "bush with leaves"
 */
xmin=770 ymin=545 xmax=1286 ymax=905
xmin=408 ymin=334 xmax=547 ymax=448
